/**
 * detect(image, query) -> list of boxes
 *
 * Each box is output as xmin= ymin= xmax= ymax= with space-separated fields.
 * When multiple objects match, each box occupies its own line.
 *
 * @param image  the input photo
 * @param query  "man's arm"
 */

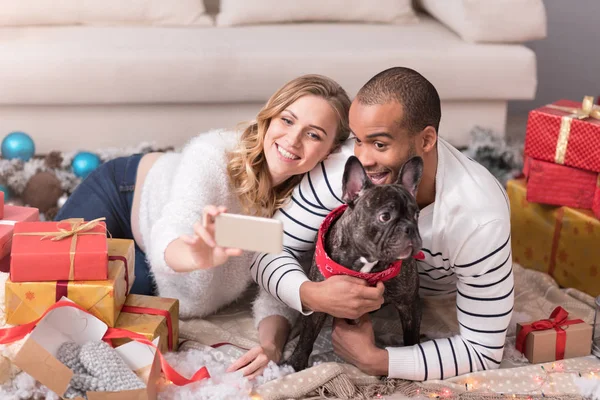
xmin=250 ymin=145 xmax=352 ymax=313
xmin=386 ymin=219 xmax=514 ymax=380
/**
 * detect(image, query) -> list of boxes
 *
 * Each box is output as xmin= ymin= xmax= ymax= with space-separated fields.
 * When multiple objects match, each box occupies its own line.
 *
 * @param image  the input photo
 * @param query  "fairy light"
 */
xmin=447 ymin=365 xmax=600 ymax=399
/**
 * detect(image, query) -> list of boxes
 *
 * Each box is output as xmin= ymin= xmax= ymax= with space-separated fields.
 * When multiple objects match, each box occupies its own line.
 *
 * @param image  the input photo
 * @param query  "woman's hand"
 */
xmin=226 ymin=344 xmax=282 ymax=380
xmin=176 ymin=205 xmax=243 ymax=271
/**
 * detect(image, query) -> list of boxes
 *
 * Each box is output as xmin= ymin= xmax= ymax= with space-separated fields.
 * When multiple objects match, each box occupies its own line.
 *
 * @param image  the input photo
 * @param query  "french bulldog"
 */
xmin=283 ymin=155 xmax=424 ymax=372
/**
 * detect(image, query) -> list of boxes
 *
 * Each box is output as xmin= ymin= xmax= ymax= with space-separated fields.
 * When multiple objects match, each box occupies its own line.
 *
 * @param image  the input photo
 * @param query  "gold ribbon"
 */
xmin=546 ymin=96 xmax=600 ymax=164
xmin=13 ymin=217 xmax=107 ymax=280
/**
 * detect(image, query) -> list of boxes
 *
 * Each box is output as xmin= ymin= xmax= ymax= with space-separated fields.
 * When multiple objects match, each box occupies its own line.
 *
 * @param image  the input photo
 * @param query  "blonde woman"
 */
xmin=55 ymin=75 xmax=352 ymax=377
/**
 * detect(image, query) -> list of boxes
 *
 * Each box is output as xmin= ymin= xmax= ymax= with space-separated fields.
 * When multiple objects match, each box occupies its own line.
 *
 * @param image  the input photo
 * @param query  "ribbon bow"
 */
xmin=41 ymin=217 xmax=107 ymax=241
xmin=515 ymin=306 xmax=584 ymax=360
xmin=547 ymin=96 xmax=600 ymax=121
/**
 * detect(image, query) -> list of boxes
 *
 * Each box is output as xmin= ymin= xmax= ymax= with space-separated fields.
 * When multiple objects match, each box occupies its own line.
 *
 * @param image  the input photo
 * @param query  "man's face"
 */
xmin=349 ymin=100 xmax=418 ymax=185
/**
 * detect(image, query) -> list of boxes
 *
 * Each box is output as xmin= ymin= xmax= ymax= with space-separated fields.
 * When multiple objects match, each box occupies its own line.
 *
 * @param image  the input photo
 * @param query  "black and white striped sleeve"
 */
xmin=250 ymin=145 xmax=352 ymax=313
xmin=387 ymin=218 xmax=514 ymax=380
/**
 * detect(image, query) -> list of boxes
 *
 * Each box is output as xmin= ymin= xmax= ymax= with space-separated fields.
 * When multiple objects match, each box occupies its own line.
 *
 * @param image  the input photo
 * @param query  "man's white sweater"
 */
xmin=138 ymin=129 xmax=295 ymax=324
xmin=250 ymin=137 xmax=514 ymax=380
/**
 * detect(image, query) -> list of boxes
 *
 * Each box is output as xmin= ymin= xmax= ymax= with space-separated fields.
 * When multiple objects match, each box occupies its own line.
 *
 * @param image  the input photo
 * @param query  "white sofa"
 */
xmin=0 ymin=0 xmax=547 ymax=153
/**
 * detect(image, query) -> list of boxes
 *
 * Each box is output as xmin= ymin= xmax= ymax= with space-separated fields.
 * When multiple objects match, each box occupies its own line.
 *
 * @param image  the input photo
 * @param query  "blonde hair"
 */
xmin=227 ymin=75 xmax=351 ymax=217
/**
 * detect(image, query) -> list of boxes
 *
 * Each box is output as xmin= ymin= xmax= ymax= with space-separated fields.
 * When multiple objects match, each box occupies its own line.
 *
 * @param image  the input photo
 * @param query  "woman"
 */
xmin=55 ymin=74 xmax=351 ymax=378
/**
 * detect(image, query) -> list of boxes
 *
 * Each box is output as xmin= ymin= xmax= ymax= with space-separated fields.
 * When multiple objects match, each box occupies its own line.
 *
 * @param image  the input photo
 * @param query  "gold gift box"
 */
xmin=112 ymin=294 xmax=179 ymax=353
xmin=508 ymin=179 xmax=600 ymax=297
xmin=5 ymin=238 xmax=135 ymax=327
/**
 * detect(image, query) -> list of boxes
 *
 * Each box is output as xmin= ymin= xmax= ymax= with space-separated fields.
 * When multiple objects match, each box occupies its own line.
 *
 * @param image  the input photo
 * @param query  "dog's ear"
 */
xmin=342 ymin=156 xmax=372 ymax=205
xmin=397 ymin=156 xmax=423 ymax=198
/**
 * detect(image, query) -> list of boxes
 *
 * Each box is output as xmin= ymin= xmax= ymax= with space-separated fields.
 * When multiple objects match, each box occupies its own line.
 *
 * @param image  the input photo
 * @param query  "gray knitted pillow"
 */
xmin=57 ymin=340 xmax=146 ymax=399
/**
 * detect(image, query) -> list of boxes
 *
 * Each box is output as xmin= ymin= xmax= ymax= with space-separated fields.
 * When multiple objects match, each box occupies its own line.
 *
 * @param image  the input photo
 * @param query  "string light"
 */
xmin=445 ymin=365 xmax=600 ymax=398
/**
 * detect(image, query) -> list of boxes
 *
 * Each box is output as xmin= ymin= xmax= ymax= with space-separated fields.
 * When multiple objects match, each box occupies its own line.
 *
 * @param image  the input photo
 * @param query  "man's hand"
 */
xmin=332 ymin=315 xmax=389 ymax=376
xmin=300 ymin=276 xmax=384 ymax=319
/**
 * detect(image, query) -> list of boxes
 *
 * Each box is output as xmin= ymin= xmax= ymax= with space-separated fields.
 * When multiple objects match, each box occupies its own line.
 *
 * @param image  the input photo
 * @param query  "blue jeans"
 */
xmin=55 ymin=154 xmax=155 ymax=296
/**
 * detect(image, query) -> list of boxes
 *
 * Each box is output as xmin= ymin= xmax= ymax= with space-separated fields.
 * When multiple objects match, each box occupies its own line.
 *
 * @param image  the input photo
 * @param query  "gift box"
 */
xmin=523 ymin=157 xmax=600 ymax=219
xmin=12 ymin=300 xmax=161 ymax=400
xmin=508 ymin=179 xmax=600 ymax=297
xmin=5 ymin=238 xmax=135 ymax=326
xmin=594 ymin=175 xmax=600 ymax=220
xmin=0 ymin=191 xmax=3 ymax=219
xmin=516 ymin=306 xmax=592 ymax=364
xmin=111 ymin=294 xmax=180 ymax=353
xmin=10 ymin=218 xmax=108 ymax=282
xmin=0 ymin=205 xmax=40 ymax=273
xmin=524 ymin=96 xmax=600 ymax=172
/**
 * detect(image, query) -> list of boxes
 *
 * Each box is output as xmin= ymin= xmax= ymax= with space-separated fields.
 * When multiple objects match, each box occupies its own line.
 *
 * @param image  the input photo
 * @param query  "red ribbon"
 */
xmin=121 ymin=305 xmax=174 ymax=351
xmin=515 ymin=306 xmax=584 ymax=360
xmin=108 ymin=255 xmax=130 ymax=296
xmin=0 ymin=301 xmax=210 ymax=386
xmin=53 ymin=255 xmax=130 ymax=302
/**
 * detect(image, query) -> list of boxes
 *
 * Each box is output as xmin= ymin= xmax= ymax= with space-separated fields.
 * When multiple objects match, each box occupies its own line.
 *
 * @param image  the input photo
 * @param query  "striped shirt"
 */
xmin=250 ymin=137 xmax=514 ymax=380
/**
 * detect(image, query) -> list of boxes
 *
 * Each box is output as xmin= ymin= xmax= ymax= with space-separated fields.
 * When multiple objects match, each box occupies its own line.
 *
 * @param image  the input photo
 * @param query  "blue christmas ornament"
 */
xmin=1 ymin=131 xmax=35 ymax=161
xmin=72 ymin=151 xmax=102 ymax=179
xmin=0 ymin=184 xmax=10 ymax=201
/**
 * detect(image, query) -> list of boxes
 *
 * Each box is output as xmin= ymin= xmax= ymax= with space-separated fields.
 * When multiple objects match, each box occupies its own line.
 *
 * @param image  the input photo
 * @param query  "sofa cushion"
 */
xmin=0 ymin=16 xmax=537 ymax=105
xmin=417 ymin=0 xmax=547 ymax=43
xmin=0 ymin=0 xmax=212 ymax=27
xmin=216 ymin=0 xmax=418 ymax=26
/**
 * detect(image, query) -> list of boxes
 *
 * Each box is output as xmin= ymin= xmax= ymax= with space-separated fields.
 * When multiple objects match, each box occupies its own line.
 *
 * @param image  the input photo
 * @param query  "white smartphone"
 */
xmin=214 ymin=213 xmax=283 ymax=254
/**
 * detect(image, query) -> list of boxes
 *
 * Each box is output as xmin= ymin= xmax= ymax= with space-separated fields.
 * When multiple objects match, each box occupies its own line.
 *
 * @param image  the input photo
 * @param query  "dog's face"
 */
xmin=340 ymin=156 xmax=423 ymax=271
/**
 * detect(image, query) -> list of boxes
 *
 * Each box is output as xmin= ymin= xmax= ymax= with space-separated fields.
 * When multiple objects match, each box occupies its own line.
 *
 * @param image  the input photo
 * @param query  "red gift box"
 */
xmin=524 ymin=96 xmax=600 ymax=172
xmin=0 ymin=191 xmax=4 ymax=219
xmin=0 ymin=205 xmax=40 ymax=273
xmin=594 ymin=175 xmax=600 ymax=219
xmin=10 ymin=218 xmax=108 ymax=282
xmin=523 ymin=157 xmax=600 ymax=219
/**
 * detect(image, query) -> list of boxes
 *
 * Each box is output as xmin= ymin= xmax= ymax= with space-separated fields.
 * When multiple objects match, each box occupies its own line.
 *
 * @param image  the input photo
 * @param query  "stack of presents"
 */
xmin=0 ymin=200 xmax=181 ymax=397
xmin=509 ymin=96 xmax=599 ymax=364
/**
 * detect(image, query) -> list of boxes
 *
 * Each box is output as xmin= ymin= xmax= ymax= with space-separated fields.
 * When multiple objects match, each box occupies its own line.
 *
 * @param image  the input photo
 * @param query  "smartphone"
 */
xmin=214 ymin=213 xmax=283 ymax=254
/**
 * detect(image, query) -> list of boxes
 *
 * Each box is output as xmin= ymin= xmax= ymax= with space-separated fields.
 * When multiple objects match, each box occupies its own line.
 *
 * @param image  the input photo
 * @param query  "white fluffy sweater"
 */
xmin=138 ymin=130 xmax=296 ymax=325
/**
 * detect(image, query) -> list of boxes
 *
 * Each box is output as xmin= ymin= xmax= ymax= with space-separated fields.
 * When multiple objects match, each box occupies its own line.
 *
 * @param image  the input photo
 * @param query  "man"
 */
xmin=250 ymin=67 xmax=513 ymax=380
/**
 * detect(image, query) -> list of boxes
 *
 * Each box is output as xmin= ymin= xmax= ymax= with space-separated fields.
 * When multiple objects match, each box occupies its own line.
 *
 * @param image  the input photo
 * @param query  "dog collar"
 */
xmin=315 ymin=204 xmax=425 ymax=286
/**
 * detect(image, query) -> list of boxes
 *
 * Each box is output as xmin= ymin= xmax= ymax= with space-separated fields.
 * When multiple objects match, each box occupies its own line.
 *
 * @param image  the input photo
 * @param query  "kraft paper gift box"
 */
xmin=523 ymin=156 xmax=600 ymax=219
xmin=507 ymin=179 xmax=600 ymax=297
xmin=12 ymin=299 xmax=161 ymax=400
xmin=0 ymin=204 xmax=40 ymax=273
xmin=111 ymin=294 xmax=180 ymax=354
xmin=516 ymin=306 xmax=592 ymax=364
xmin=5 ymin=238 xmax=135 ymax=327
xmin=10 ymin=218 xmax=108 ymax=282
xmin=524 ymin=97 xmax=600 ymax=173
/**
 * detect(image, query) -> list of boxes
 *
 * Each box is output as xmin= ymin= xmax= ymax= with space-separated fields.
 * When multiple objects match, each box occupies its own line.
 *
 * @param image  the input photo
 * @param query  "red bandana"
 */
xmin=315 ymin=205 xmax=425 ymax=286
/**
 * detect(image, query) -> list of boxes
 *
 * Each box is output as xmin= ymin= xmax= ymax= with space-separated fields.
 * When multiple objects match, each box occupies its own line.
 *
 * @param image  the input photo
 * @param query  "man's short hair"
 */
xmin=356 ymin=67 xmax=441 ymax=134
